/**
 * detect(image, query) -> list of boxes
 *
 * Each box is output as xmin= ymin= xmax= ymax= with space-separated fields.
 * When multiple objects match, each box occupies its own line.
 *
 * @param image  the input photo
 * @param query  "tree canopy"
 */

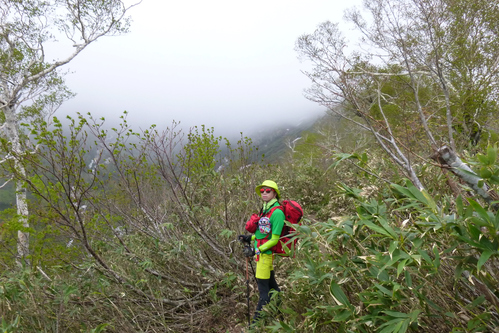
xmin=0 ymin=0 xmax=138 ymax=261
xmin=296 ymin=0 xmax=499 ymax=190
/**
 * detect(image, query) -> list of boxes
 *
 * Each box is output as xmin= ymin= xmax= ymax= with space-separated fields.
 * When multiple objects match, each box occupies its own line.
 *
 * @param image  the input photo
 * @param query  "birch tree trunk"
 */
xmin=2 ymin=105 xmax=29 ymax=263
xmin=432 ymin=146 xmax=499 ymax=205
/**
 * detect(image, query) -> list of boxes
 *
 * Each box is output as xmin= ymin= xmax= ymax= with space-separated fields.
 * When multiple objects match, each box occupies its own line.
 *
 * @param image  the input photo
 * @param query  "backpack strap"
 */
xmin=256 ymin=204 xmax=286 ymax=252
xmin=259 ymin=201 xmax=281 ymax=216
xmin=262 ymin=204 xmax=283 ymax=241
xmin=258 ymin=207 xmax=264 ymax=218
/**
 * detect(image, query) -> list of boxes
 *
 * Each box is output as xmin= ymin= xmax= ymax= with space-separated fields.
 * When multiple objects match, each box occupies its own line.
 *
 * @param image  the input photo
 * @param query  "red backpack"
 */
xmin=245 ymin=200 xmax=303 ymax=256
xmin=271 ymin=200 xmax=303 ymax=255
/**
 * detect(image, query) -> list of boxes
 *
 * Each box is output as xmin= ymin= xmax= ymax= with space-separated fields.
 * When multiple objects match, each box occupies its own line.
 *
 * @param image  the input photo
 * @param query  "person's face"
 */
xmin=260 ymin=187 xmax=276 ymax=202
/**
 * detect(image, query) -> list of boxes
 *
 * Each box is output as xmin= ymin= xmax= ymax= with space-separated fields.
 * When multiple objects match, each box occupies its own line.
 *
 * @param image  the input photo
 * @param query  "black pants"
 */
xmin=253 ymin=270 xmax=280 ymax=322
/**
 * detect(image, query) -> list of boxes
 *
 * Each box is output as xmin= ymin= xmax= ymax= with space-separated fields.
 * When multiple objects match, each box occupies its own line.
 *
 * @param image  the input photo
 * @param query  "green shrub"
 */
xmin=260 ymin=181 xmax=499 ymax=332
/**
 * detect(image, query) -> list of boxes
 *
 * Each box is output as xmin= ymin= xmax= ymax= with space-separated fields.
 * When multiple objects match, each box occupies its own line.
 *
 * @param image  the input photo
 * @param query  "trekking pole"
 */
xmin=246 ymin=256 xmax=251 ymax=328
xmin=239 ymin=236 xmax=254 ymax=327
xmin=248 ymin=259 xmax=256 ymax=282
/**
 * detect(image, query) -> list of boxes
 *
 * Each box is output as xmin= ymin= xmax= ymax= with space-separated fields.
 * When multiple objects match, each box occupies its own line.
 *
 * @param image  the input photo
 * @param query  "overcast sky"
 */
xmin=58 ymin=0 xmax=363 ymax=138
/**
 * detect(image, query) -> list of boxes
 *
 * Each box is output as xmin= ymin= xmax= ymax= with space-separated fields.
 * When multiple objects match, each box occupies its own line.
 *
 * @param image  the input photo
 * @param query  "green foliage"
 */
xmin=180 ymin=125 xmax=221 ymax=176
xmin=292 ymin=131 xmax=323 ymax=161
xmin=1 ymin=315 xmax=20 ymax=333
xmin=280 ymin=163 xmax=331 ymax=212
xmin=260 ymin=179 xmax=499 ymax=332
xmin=2 ymin=104 xmax=499 ymax=332
xmin=0 ymin=112 xmax=271 ymax=332
xmin=471 ymin=143 xmax=499 ymax=186
xmin=0 ymin=181 xmax=15 ymax=211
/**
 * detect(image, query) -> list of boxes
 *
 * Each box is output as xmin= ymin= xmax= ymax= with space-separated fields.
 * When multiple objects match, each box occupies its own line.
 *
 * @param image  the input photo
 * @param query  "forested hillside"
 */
xmin=248 ymin=115 xmax=321 ymax=163
xmin=3 ymin=0 xmax=499 ymax=332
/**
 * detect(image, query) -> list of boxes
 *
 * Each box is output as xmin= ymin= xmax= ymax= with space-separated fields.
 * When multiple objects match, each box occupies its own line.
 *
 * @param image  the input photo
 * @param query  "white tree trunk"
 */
xmin=433 ymin=146 xmax=496 ymax=204
xmin=3 ymin=105 xmax=30 ymax=263
xmin=15 ymin=180 xmax=29 ymax=262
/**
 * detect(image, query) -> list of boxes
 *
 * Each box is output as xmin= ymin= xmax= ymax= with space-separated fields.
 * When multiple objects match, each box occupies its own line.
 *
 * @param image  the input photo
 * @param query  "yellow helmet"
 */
xmin=255 ymin=180 xmax=280 ymax=199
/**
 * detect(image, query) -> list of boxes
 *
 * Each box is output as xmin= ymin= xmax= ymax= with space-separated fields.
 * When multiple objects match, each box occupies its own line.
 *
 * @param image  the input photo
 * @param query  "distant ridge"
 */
xmin=249 ymin=113 xmax=324 ymax=162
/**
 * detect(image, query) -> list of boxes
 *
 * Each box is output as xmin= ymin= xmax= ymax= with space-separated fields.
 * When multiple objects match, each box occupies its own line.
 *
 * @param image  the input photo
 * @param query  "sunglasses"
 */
xmin=260 ymin=188 xmax=274 ymax=194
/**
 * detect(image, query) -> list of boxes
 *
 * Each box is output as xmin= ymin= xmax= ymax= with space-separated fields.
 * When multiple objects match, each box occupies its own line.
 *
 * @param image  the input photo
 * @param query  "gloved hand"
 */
xmin=238 ymin=234 xmax=252 ymax=243
xmin=243 ymin=246 xmax=255 ymax=257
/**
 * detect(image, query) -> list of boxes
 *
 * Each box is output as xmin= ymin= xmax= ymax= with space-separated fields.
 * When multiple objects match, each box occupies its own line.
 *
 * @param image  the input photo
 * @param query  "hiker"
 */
xmin=239 ymin=180 xmax=285 ymax=323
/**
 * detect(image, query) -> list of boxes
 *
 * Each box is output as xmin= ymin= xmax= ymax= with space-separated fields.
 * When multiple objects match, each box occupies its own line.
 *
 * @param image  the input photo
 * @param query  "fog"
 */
xmin=56 ymin=0 xmax=362 ymax=139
